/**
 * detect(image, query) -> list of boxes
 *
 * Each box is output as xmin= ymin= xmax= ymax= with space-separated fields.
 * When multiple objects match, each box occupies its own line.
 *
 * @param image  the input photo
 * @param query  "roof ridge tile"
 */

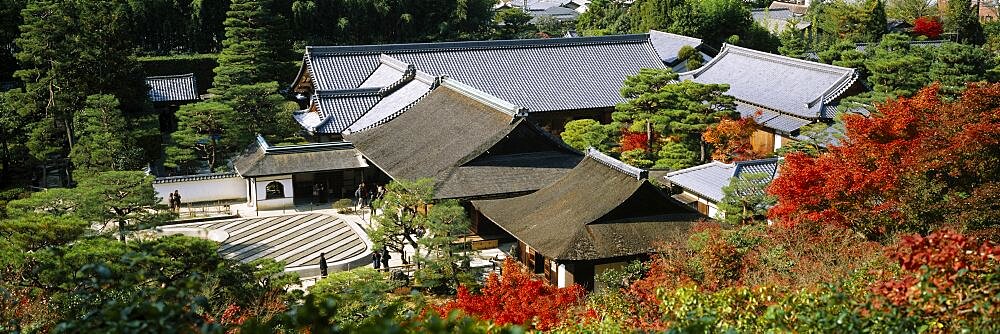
xmin=587 ymin=148 xmax=648 ymax=180
xmin=306 ymin=34 xmax=651 ymax=56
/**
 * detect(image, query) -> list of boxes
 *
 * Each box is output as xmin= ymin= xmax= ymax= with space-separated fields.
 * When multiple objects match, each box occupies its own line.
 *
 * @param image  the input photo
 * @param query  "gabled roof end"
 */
xmin=587 ymin=148 xmax=648 ymax=180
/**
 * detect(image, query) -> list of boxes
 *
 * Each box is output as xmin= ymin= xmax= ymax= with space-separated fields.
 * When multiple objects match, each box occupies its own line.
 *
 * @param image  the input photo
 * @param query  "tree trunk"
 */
xmin=118 ymin=219 xmax=127 ymax=244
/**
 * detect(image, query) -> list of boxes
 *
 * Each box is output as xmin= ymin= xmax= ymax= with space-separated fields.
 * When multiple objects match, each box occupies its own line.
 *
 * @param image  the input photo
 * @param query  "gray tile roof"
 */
xmin=680 ymin=44 xmax=858 ymax=120
xmin=233 ymin=136 xmax=368 ymax=177
xmin=473 ymin=149 xmax=701 ymax=261
xmin=346 ymin=81 xmax=582 ymax=200
xmin=648 ymin=30 xmax=707 ymax=65
xmin=154 ymin=172 xmax=238 ymax=184
xmin=295 ymin=56 xmax=437 ymax=135
xmin=297 ymin=34 xmax=666 ymax=113
xmin=146 ymin=73 xmax=199 ymax=103
xmin=665 ymin=157 xmax=781 ymax=203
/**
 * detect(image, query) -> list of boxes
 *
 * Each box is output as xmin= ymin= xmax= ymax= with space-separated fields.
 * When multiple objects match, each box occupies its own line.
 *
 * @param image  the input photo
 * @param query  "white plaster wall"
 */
xmin=774 ymin=133 xmax=784 ymax=152
xmin=154 ymin=176 xmax=245 ymax=205
xmin=557 ymin=264 xmax=568 ymax=288
xmin=253 ymin=175 xmax=294 ymax=210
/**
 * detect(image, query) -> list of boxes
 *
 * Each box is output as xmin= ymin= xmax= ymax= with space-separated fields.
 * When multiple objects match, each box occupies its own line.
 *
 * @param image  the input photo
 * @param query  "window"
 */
xmin=265 ymin=181 xmax=284 ymax=199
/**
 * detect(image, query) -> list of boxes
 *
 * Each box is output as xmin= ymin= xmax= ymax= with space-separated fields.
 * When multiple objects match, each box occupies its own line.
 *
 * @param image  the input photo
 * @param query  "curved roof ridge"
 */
xmin=587 ymin=148 xmax=648 ymax=180
xmin=315 ymin=87 xmax=382 ymax=97
xmin=306 ymin=34 xmax=652 ymax=56
xmin=649 ymin=29 xmax=703 ymax=44
xmin=732 ymin=157 xmax=782 ymax=178
xmin=440 ymin=77 xmax=527 ymax=119
xmin=665 ymin=160 xmax=732 ymax=177
xmin=146 ymin=73 xmax=196 ymax=79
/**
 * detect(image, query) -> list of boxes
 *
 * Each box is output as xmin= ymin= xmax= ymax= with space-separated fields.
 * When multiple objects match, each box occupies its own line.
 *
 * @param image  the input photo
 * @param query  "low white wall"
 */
xmin=257 ymin=197 xmax=294 ymax=210
xmin=154 ymin=174 xmax=245 ymax=205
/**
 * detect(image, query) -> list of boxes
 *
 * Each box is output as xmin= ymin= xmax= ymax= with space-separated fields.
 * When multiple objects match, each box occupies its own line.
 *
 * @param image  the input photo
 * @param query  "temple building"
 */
xmin=679 ymin=44 xmax=862 ymax=155
xmin=473 ymin=149 xmax=703 ymax=290
xmin=664 ymin=158 xmax=781 ymax=218
xmin=290 ymin=32 xmax=704 ymax=139
xmin=345 ymin=77 xmax=583 ymax=206
xmin=146 ymin=73 xmax=201 ymax=133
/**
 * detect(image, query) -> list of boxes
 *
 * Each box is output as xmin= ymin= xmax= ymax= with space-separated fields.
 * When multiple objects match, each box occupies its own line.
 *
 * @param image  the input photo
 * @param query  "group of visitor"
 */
xmin=372 ymin=248 xmax=390 ymax=269
xmin=354 ymin=183 xmax=386 ymax=209
xmin=167 ymin=190 xmax=182 ymax=212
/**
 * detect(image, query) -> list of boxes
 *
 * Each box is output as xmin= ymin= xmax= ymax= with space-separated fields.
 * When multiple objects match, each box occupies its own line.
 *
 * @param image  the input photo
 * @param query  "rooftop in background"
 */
xmin=768 ymin=1 xmax=809 ymax=15
xmin=346 ymin=78 xmax=582 ymax=200
xmin=233 ymin=136 xmax=368 ymax=178
xmin=679 ymin=44 xmax=859 ymax=134
xmin=665 ymin=158 xmax=781 ymax=203
xmin=146 ymin=73 xmax=199 ymax=103
xmin=294 ymin=34 xmax=667 ymax=114
xmin=751 ymin=8 xmax=810 ymax=34
xmin=474 ymin=148 xmax=701 ymax=261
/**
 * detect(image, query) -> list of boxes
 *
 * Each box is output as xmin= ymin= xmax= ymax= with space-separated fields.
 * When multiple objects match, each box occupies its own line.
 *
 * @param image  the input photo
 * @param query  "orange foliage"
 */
xmin=702 ymin=116 xmax=761 ymax=162
xmin=437 ymin=259 xmax=585 ymax=330
xmin=768 ymin=83 xmax=1000 ymax=237
xmin=620 ymin=128 xmax=652 ymax=152
xmin=873 ymin=230 xmax=1000 ymax=323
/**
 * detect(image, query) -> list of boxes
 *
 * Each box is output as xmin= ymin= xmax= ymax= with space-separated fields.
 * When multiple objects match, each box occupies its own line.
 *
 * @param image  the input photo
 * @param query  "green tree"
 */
xmin=614 ymin=68 xmax=736 ymax=163
xmin=225 ymin=82 xmax=294 ymax=144
xmin=212 ymin=0 xmax=286 ymax=92
xmin=575 ymin=0 xmax=630 ymax=35
xmin=308 ymin=267 xmax=399 ymax=327
xmin=930 ymin=42 xmax=994 ymax=95
xmin=678 ymin=45 xmax=704 ymax=70
xmin=560 ymin=119 xmax=616 ymax=152
xmin=166 ymin=101 xmax=238 ymax=172
xmin=885 ymin=0 xmax=935 ymax=22
xmin=864 ymin=33 xmax=931 ymax=98
xmin=494 ymin=7 xmax=535 ymax=39
xmin=945 ymin=0 xmax=985 ymax=44
xmin=367 ymin=178 xmax=473 ymax=292
xmin=71 ymin=95 xmax=144 ymax=174
xmin=75 ymin=171 xmax=174 ymax=242
xmin=814 ymin=0 xmax=888 ymax=43
xmin=655 ymin=141 xmax=698 ymax=170
xmin=779 ymin=29 xmax=808 ymax=59
xmin=716 ymin=172 xmax=777 ymax=225
xmin=14 ymin=0 xmax=149 ymax=169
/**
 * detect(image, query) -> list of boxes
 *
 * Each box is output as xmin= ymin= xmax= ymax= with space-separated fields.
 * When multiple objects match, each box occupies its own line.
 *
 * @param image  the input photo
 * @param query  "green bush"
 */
xmin=332 ymin=199 xmax=355 ymax=214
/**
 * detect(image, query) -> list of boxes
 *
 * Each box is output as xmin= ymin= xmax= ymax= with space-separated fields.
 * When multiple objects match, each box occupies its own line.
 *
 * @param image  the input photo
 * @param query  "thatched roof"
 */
xmin=345 ymin=79 xmax=582 ymax=199
xmin=473 ymin=149 xmax=702 ymax=261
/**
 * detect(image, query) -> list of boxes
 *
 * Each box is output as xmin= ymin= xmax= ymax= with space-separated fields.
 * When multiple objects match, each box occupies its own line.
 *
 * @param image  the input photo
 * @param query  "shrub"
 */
xmin=332 ymin=198 xmax=354 ymax=214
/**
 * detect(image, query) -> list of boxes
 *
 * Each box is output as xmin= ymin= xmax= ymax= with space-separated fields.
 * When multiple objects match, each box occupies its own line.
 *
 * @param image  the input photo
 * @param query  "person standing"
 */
xmin=381 ymin=248 xmax=390 ymax=269
xmin=355 ymin=183 xmax=366 ymax=209
xmin=372 ymin=251 xmax=381 ymax=269
xmin=319 ymin=252 xmax=328 ymax=277
xmin=173 ymin=190 xmax=182 ymax=212
xmin=168 ymin=192 xmax=177 ymax=211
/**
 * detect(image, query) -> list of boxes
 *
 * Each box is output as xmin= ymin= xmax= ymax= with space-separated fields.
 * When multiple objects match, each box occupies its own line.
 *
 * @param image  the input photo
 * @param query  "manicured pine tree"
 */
xmin=778 ymin=29 xmax=808 ymax=59
xmin=166 ymin=101 xmax=237 ymax=173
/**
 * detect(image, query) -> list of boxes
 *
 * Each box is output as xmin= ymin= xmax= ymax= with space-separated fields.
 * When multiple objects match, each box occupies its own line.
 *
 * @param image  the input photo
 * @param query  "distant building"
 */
xmin=751 ymin=8 xmax=811 ymax=34
xmin=938 ymin=0 xmax=999 ymax=22
xmin=473 ymin=148 xmax=703 ymax=290
xmin=146 ymin=73 xmax=201 ymax=133
xmin=664 ymin=158 xmax=781 ymax=218
xmin=678 ymin=44 xmax=863 ymax=155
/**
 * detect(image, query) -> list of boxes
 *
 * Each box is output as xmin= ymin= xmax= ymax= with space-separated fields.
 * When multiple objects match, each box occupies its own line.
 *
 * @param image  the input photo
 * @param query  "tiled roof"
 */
xmin=295 ymin=56 xmax=437 ymax=135
xmin=680 ymin=44 xmax=858 ymax=120
xmin=665 ymin=158 xmax=781 ymax=203
xmin=154 ymin=172 xmax=238 ymax=184
xmin=737 ymin=103 xmax=813 ymax=134
xmin=297 ymin=34 xmax=666 ymax=113
xmin=146 ymin=73 xmax=199 ymax=103
xmin=473 ymin=150 xmax=701 ymax=261
xmin=648 ymin=30 xmax=707 ymax=65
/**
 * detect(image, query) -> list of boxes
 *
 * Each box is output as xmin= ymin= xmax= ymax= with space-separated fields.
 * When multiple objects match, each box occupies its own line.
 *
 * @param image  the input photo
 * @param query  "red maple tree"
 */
xmin=702 ymin=117 xmax=761 ymax=163
xmin=620 ymin=128 xmax=652 ymax=152
xmin=913 ymin=16 xmax=943 ymax=39
xmin=437 ymin=259 xmax=585 ymax=330
xmin=767 ymin=83 xmax=1000 ymax=238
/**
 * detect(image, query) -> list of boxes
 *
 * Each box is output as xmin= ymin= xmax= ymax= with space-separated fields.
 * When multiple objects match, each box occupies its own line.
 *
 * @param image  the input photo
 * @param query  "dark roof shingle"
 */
xmin=473 ymin=149 xmax=701 ymax=261
xmin=233 ymin=137 xmax=368 ymax=177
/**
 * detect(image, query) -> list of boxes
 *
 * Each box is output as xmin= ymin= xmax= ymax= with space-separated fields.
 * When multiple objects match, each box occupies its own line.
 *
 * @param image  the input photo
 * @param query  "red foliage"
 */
xmin=437 ymin=259 xmax=585 ymax=330
xmin=872 ymin=230 xmax=1000 ymax=323
xmin=620 ymin=128 xmax=652 ymax=152
xmin=702 ymin=116 xmax=761 ymax=163
xmin=767 ymin=83 xmax=1000 ymax=237
xmin=913 ymin=17 xmax=943 ymax=39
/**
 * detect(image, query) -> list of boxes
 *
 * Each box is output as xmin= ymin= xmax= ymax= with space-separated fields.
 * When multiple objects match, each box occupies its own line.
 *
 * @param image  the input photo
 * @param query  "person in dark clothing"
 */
xmin=381 ymin=248 xmax=390 ymax=269
xmin=172 ymin=190 xmax=182 ymax=212
xmin=168 ymin=192 xmax=177 ymax=211
xmin=372 ymin=251 xmax=381 ymax=269
xmin=319 ymin=252 xmax=328 ymax=277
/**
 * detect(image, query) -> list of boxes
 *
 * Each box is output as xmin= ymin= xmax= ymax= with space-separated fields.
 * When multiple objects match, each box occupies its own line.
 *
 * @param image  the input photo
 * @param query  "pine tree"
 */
xmin=71 ymin=95 xmax=144 ymax=174
xmin=778 ymin=29 xmax=808 ymax=59
xmin=716 ymin=172 xmax=776 ymax=225
xmin=654 ymin=141 xmax=698 ymax=170
xmin=166 ymin=101 xmax=237 ymax=173
xmin=212 ymin=0 xmax=286 ymax=94
xmin=946 ymin=0 xmax=986 ymax=44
